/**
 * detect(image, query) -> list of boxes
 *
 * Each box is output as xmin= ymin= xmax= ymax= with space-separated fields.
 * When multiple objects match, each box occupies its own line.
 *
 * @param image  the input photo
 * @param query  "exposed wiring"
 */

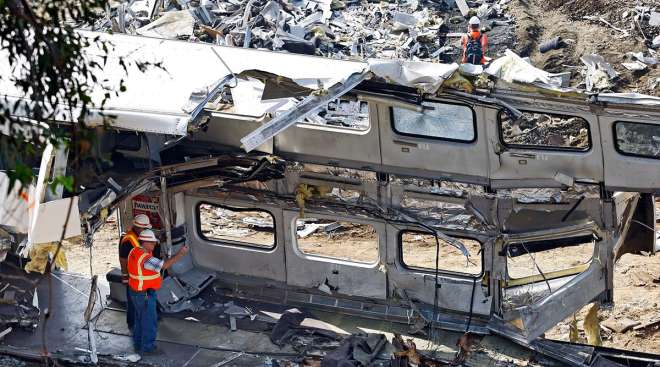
xmin=429 ymin=232 xmax=441 ymax=341
xmin=88 ymin=245 xmax=93 ymax=284
xmin=465 ymin=277 xmax=477 ymax=334
xmin=520 ymin=242 xmax=553 ymax=295
xmin=327 ymin=189 xmax=475 ymax=348
xmin=50 ymin=273 xmax=89 ymax=298
xmin=631 ymin=219 xmax=660 ymax=235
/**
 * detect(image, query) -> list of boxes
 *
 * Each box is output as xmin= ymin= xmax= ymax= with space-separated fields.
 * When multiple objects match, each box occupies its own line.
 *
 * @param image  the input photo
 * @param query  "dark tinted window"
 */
xmin=614 ymin=121 xmax=660 ymax=159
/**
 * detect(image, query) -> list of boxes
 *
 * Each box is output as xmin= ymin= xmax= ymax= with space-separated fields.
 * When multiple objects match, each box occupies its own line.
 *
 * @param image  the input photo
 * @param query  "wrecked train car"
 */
xmin=1 ymin=32 xmax=660 ymax=366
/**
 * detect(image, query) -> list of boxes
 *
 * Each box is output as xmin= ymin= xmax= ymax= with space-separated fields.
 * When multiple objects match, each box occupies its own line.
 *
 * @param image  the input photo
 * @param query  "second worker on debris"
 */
xmin=461 ymin=16 xmax=489 ymax=65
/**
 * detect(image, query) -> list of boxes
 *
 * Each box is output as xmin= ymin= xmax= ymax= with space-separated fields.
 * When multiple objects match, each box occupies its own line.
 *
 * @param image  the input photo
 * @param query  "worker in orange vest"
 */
xmin=118 ymin=214 xmax=152 ymax=329
xmin=461 ymin=16 xmax=488 ymax=65
xmin=127 ymin=229 xmax=188 ymax=354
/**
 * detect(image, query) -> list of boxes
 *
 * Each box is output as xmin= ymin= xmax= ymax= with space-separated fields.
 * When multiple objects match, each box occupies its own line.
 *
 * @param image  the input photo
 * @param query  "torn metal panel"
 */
xmin=229 ymin=77 xmax=298 ymax=117
xmin=593 ymin=92 xmax=660 ymax=106
xmin=500 ymin=261 xmax=607 ymax=342
xmin=454 ymin=0 xmax=470 ymax=17
xmin=367 ymin=60 xmax=459 ymax=94
xmin=1 ymin=31 xmax=368 ymax=137
xmin=497 ymin=197 xmax=605 ymax=232
xmin=485 ymin=50 xmax=568 ymax=89
xmin=615 ymin=193 xmax=655 ymax=257
xmin=156 ymin=269 xmax=216 ymax=313
xmin=135 ymin=10 xmax=195 ymax=38
xmin=184 ymin=74 xmax=236 ymax=125
xmin=240 ymin=71 xmax=372 ymax=152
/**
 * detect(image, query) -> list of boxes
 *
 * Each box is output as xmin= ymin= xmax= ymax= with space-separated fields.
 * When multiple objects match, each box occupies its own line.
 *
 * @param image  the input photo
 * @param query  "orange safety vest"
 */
xmin=127 ymin=247 xmax=162 ymax=291
xmin=121 ymin=230 xmax=141 ymax=249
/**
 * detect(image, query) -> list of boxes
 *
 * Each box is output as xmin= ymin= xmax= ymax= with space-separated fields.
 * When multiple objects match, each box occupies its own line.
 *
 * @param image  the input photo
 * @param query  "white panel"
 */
xmin=30 ymin=197 xmax=81 ymax=244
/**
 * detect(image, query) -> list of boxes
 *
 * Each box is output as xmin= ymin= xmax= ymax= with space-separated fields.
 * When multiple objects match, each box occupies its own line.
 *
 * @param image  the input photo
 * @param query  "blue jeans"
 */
xmin=128 ymin=289 xmax=158 ymax=353
xmin=126 ymin=286 xmax=134 ymax=329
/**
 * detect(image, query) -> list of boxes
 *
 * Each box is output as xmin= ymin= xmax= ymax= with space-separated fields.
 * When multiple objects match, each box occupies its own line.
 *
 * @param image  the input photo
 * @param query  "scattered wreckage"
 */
xmin=1 ymin=31 xmax=660 ymax=366
xmin=91 ymin=0 xmax=660 ymax=97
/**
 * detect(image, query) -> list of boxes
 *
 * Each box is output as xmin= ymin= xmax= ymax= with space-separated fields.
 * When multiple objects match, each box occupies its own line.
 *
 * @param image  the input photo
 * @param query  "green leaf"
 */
xmin=6 ymin=163 xmax=33 ymax=195
xmin=50 ymin=175 xmax=74 ymax=194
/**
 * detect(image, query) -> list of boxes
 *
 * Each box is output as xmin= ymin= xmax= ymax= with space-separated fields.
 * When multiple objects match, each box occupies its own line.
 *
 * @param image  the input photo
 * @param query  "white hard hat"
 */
xmin=133 ymin=214 xmax=152 ymax=229
xmin=469 ymin=16 xmax=481 ymax=26
xmin=138 ymin=229 xmax=159 ymax=243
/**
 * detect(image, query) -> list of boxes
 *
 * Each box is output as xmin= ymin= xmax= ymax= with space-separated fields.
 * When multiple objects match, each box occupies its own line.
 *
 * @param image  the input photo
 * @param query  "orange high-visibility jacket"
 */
xmin=127 ymin=247 xmax=162 ymax=291
xmin=120 ymin=230 xmax=141 ymax=250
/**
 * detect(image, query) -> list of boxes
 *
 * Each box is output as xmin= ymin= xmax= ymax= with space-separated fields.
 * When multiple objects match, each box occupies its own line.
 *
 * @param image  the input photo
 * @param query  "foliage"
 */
xmin=0 ymin=0 xmax=124 ymax=194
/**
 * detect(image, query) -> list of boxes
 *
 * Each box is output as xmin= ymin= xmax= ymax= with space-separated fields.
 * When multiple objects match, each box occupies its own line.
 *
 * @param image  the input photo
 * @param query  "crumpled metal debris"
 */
xmin=622 ymin=60 xmax=648 ymax=71
xmin=581 ymin=54 xmax=618 ymax=92
xmin=368 ymin=59 xmax=459 ymax=94
xmin=627 ymin=51 xmax=658 ymax=66
xmin=136 ymin=10 xmax=195 ymax=38
xmin=156 ymin=268 xmax=216 ymax=313
xmin=93 ymin=0 xmax=509 ymax=63
xmin=653 ymin=35 xmax=660 ymax=49
xmin=486 ymin=49 xmax=565 ymax=88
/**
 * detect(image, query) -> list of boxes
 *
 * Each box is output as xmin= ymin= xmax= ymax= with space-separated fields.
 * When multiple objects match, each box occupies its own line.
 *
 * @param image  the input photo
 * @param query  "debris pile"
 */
xmin=268 ymin=308 xmax=455 ymax=366
xmin=516 ymin=0 xmax=660 ymax=95
xmin=546 ymin=251 xmax=660 ymax=354
xmin=91 ymin=0 xmax=660 ymax=102
xmin=95 ymin=0 xmax=516 ymax=62
xmin=0 ymin=257 xmax=40 ymax=332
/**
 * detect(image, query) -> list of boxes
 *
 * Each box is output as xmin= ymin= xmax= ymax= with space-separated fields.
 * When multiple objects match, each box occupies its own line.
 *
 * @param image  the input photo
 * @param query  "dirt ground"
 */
xmin=62 ymin=214 xmax=120 ymax=280
xmin=507 ymin=0 xmax=660 ymax=95
xmin=62 ymin=204 xmax=660 ymax=354
xmin=545 ymin=252 xmax=660 ymax=354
